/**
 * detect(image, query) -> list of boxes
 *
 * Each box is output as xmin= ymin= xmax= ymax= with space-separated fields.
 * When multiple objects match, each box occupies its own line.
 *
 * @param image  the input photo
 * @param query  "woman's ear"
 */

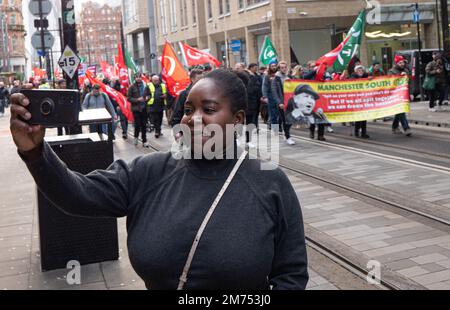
xmin=234 ymin=110 xmax=246 ymax=125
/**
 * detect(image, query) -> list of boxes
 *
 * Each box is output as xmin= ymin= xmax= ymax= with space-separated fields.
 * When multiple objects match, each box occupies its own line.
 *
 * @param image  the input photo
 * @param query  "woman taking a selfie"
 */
xmin=10 ymin=69 xmax=308 ymax=290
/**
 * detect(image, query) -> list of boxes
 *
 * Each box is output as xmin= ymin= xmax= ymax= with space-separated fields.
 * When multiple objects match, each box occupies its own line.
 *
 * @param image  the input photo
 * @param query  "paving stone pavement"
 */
xmin=280 ymin=138 xmax=450 ymax=213
xmin=409 ymin=101 xmax=450 ymax=127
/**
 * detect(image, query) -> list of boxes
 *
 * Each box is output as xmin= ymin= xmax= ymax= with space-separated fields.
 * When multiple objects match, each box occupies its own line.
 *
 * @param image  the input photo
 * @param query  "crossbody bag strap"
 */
xmin=177 ymin=150 xmax=248 ymax=290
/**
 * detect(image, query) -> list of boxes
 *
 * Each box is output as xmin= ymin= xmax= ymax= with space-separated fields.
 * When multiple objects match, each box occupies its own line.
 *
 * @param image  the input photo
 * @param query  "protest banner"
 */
xmin=284 ymin=76 xmax=410 ymax=124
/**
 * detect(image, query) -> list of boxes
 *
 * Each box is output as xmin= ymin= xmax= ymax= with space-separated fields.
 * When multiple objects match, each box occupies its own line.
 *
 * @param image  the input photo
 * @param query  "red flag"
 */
xmin=85 ymin=70 xmax=134 ymax=122
xmin=315 ymin=35 xmax=351 ymax=67
xmin=117 ymin=42 xmax=130 ymax=89
xmin=33 ymin=67 xmax=46 ymax=79
xmin=315 ymin=62 xmax=328 ymax=81
xmin=141 ymin=75 xmax=150 ymax=84
xmin=179 ymin=42 xmax=221 ymax=68
xmin=100 ymin=61 xmax=116 ymax=79
xmin=161 ymin=41 xmax=191 ymax=96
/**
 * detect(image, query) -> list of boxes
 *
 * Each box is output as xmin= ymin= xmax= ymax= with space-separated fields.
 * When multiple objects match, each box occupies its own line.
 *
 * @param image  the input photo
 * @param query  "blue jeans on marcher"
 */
xmin=117 ymin=108 xmax=128 ymax=135
xmin=393 ymin=113 xmax=410 ymax=131
xmin=268 ymin=101 xmax=279 ymax=126
xmin=89 ymin=124 xmax=108 ymax=135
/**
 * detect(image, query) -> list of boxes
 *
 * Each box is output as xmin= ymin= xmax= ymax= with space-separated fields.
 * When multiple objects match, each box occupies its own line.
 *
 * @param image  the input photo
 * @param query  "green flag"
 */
xmin=124 ymin=49 xmax=139 ymax=73
xmin=333 ymin=10 xmax=366 ymax=72
xmin=259 ymin=36 xmax=278 ymax=66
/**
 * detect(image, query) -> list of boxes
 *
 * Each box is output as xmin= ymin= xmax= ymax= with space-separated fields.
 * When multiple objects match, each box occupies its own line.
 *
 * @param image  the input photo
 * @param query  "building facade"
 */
xmin=0 ymin=0 xmax=26 ymax=75
xmin=77 ymin=1 xmax=122 ymax=66
xmin=122 ymin=0 xmax=158 ymax=73
xmin=152 ymin=0 xmax=443 ymax=71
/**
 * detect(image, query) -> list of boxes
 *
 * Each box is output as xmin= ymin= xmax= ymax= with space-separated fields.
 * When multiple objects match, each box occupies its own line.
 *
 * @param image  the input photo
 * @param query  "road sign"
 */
xmin=29 ymin=0 xmax=52 ymax=17
xmin=34 ymin=19 xmax=49 ymax=29
xmin=31 ymin=30 xmax=54 ymax=50
xmin=230 ymin=40 xmax=241 ymax=52
xmin=58 ymin=45 xmax=81 ymax=79
xmin=413 ymin=9 xmax=420 ymax=23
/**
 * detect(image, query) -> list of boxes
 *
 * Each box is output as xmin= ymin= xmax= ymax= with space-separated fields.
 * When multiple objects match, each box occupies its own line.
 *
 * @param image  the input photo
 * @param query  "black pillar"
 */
xmin=441 ymin=0 xmax=450 ymax=54
xmin=61 ymin=0 xmax=78 ymax=90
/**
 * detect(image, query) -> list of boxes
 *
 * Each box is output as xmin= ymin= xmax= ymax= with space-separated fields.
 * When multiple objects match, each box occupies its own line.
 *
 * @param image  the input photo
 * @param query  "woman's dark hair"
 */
xmin=204 ymin=69 xmax=248 ymax=114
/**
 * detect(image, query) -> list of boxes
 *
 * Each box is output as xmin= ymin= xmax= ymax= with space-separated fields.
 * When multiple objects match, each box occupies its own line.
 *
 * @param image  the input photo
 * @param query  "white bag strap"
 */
xmin=177 ymin=150 xmax=248 ymax=290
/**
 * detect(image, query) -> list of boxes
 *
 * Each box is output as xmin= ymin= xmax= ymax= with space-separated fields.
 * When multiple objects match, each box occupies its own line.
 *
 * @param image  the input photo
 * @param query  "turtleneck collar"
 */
xmin=182 ymin=143 xmax=246 ymax=180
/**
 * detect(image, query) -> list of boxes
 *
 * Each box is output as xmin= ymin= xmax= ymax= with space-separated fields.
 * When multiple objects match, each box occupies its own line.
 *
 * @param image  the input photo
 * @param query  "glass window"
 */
xmin=192 ymin=0 xmax=197 ymax=24
xmin=207 ymin=0 xmax=212 ymax=19
xmin=170 ymin=0 xmax=177 ymax=31
xmin=183 ymin=0 xmax=188 ymax=26
xmin=123 ymin=0 xmax=136 ymax=26
xmin=180 ymin=0 xmax=185 ymax=26
xmin=11 ymin=36 xmax=18 ymax=50
xmin=238 ymin=0 xmax=244 ymax=10
xmin=225 ymin=0 xmax=230 ymax=13
xmin=10 ymin=13 xmax=16 ymax=25
xmin=219 ymin=0 xmax=223 ymax=15
xmin=160 ymin=0 xmax=168 ymax=35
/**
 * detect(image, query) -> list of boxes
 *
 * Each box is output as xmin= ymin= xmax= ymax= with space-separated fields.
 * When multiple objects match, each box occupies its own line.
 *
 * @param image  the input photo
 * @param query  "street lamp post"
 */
xmin=414 ymin=3 xmax=424 ymax=101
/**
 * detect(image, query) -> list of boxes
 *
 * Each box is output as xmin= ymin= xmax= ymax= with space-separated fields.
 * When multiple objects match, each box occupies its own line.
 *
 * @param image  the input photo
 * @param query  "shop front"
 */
xmin=365 ymin=3 xmax=436 ymax=73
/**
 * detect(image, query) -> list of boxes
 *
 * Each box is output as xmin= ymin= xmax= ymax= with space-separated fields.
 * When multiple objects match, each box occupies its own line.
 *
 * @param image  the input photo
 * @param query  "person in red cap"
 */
xmin=388 ymin=55 xmax=412 ymax=136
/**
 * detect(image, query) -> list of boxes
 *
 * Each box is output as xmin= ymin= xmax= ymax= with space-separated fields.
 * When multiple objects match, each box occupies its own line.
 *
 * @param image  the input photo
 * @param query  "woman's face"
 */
xmin=294 ymin=93 xmax=316 ymax=115
xmin=181 ymin=78 xmax=244 ymax=153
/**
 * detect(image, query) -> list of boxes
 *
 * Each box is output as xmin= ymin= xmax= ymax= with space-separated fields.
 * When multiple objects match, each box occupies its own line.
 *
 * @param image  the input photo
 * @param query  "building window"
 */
xmin=160 ymin=0 xmax=168 ymax=35
xmin=169 ymin=0 xmax=177 ymax=31
xmin=123 ymin=0 xmax=137 ymax=26
xmin=245 ymin=0 xmax=268 ymax=7
xmin=238 ymin=0 xmax=244 ymax=10
xmin=192 ymin=0 xmax=197 ymax=24
xmin=219 ymin=0 xmax=223 ymax=15
xmin=183 ymin=0 xmax=188 ymax=26
xmin=207 ymin=0 xmax=212 ymax=19
xmin=11 ymin=36 xmax=18 ymax=50
xmin=225 ymin=0 xmax=230 ymax=13
xmin=8 ymin=0 xmax=14 ymax=7
xmin=10 ymin=13 xmax=16 ymax=25
xmin=180 ymin=0 xmax=185 ymax=27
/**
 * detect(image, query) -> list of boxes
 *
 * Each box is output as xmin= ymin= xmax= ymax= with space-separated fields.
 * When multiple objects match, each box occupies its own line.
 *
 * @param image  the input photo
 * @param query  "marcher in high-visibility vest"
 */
xmin=147 ymin=75 xmax=167 ymax=138
xmin=38 ymin=78 xmax=51 ymax=89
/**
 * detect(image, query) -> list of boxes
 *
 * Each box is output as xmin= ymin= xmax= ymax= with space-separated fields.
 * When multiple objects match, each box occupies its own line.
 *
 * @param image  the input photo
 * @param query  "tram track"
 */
xmin=287 ymin=131 xmax=450 ymax=174
xmin=290 ymin=122 xmax=450 ymax=165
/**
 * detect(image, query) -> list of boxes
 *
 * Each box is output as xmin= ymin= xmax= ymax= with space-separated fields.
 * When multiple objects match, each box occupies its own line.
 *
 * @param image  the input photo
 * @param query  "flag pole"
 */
xmin=178 ymin=42 xmax=189 ymax=69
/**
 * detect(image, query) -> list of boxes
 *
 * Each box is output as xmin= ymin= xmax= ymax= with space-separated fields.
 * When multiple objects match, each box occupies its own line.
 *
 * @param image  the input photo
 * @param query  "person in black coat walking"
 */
xmin=245 ymin=63 xmax=263 ymax=147
xmin=350 ymin=65 xmax=370 ymax=139
xmin=0 ymin=82 xmax=10 ymax=117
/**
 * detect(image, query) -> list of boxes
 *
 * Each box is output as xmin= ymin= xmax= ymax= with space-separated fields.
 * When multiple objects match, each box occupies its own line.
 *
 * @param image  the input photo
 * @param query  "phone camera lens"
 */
xmin=40 ymin=99 xmax=54 ymax=116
